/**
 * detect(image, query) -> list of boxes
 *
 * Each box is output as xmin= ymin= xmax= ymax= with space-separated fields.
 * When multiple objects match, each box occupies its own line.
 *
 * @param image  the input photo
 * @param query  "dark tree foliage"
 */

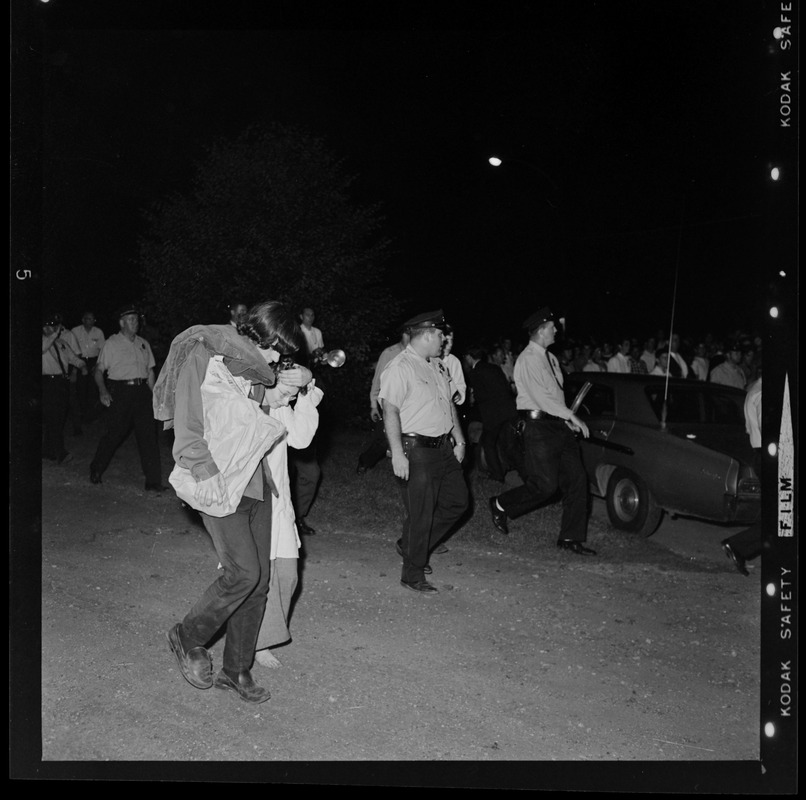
xmin=138 ymin=122 xmax=401 ymax=425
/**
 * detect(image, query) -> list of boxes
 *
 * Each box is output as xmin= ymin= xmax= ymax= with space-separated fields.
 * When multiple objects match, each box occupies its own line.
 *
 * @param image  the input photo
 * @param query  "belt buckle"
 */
xmin=529 ymin=410 xmax=540 ymax=420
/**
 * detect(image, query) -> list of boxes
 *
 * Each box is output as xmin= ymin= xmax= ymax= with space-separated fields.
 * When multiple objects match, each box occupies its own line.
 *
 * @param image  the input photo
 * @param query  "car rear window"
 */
xmin=644 ymin=385 xmax=745 ymax=424
xmin=565 ymin=381 xmax=615 ymax=417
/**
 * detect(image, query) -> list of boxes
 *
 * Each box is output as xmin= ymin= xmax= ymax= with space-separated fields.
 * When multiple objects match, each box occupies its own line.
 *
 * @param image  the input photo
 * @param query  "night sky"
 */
xmin=15 ymin=0 xmax=796 ymax=346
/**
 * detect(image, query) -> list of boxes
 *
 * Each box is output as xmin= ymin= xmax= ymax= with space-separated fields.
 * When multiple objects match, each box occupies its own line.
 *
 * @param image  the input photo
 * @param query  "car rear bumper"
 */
xmin=723 ymin=493 xmax=762 ymax=524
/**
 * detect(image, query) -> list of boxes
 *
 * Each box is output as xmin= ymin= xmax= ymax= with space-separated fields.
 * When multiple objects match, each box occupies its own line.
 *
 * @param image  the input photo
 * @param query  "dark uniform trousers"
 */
xmin=90 ymin=382 xmax=162 ymax=484
xmin=497 ymin=418 xmax=588 ymax=541
xmin=42 ymin=375 xmax=70 ymax=460
xmin=182 ymin=484 xmax=272 ymax=674
xmin=396 ymin=440 xmax=469 ymax=583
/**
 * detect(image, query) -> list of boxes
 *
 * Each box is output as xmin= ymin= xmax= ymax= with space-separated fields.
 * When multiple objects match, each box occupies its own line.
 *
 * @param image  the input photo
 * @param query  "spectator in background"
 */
xmin=607 ymin=338 xmax=632 ymax=373
xmin=499 ymin=338 xmax=516 ymax=386
xmin=558 ymin=340 xmax=576 ymax=375
xmin=71 ymin=311 xmax=105 ymax=424
xmin=228 ymin=301 xmax=248 ymax=328
xmin=489 ymin=343 xmax=515 ymax=394
xmin=709 ymin=342 xmax=746 ymax=390
xmin=299 ymin=307 xmax=325 ymax=364
xmin=740 ymin=344 xmax=758 ymax=385
xmin=54 ymin=313 xmax=85 ymax=436
xmin=668 ymin=333 xmax=689 ymax=379
xmin=650 ymin=347 xmax=674 ymax=377
xmin=691 ymin=342 xmax=710 ymax=381
xmin=582 ymin=344 xmax=604 ymax=372
xmin=464 ymin=344 xmax=518 ymax=483
xmin=440 ymin=326 xmax=467 ymax=405
xmin=640 ymin=337 xmax=657 ymax=373
xmin=721 ymin=373 xmax=762 ymax=575
xmin=629 ymin=343 xmax=648 ymax=374
xmin=356 ymin=328 xmax=410 ymax=475
xmin=572 ymin=342 xmax=589 ymax=373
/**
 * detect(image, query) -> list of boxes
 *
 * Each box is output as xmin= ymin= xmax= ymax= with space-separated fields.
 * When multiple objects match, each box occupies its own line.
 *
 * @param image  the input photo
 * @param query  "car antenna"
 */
xmin=661 ymin=202 xmax=686 ymax=431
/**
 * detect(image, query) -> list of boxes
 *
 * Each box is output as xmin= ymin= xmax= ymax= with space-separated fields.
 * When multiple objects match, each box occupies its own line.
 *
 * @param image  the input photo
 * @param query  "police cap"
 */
xmin=522 ymin=306 xmax=554 ymax=332
xmin=116 ymin=304 xmax=140 ymax=319
xmin=403 ymin=309 xmax=448 ymax=331
xmin=43 ymin=312 xmax=62 ymax=327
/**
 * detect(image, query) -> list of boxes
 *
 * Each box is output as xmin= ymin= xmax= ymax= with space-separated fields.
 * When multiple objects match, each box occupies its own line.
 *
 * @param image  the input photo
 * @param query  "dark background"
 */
xmin=15 ymin=0 xmax=797 ymax=346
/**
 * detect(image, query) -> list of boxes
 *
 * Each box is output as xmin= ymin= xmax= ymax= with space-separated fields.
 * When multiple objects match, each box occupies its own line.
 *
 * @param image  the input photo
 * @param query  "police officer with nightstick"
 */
xmin=487 ymin=307 xmax=596 ymax=555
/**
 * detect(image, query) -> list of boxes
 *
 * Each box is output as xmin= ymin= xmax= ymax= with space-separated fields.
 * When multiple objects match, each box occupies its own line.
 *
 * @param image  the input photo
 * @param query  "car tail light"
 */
xmin=738 ymin=464 xmax=761 ymax=494
xmin=738 ymin=477 xmax=761 ymax=494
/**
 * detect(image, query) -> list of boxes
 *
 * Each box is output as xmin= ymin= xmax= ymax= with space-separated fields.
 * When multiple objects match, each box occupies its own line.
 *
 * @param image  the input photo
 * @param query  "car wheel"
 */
xmin=605 ymin=467 xmax=663 ymax=537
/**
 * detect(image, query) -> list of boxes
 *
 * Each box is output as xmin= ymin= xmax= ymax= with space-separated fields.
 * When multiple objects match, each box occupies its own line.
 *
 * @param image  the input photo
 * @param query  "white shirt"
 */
xmin=442 ymin=353 xmax=467 ymax=404
xmin=669 ymin=351 xmax=689 ymax=379
xmin=607 ymin=352 xmax=631 ymax=374
xmin=301 ymin=325 xmax=324 ymax=353
xmin=744 ymin=377 xmax=761 ymax=449
xmin=514 ymin=341 xmax=572 ymax=420
xmin=71 ymin=325 xmax=106 ymax=358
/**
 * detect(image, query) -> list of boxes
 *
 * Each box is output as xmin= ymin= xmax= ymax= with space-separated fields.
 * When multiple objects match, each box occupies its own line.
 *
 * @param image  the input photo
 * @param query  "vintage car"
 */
xmin=563 ymin=373 xmax=761 ymax=537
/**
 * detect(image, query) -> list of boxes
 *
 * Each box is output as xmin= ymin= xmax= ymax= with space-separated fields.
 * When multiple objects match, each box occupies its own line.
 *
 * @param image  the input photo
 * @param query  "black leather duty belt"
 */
xmin=42 ymin=373 xmax=68 ymax=379
xmin=402 ymin=433 xmax=451 ymax=448
xmin=517 ymin=410 xmax=564 ymax=422
xmin=110 ymin=378 xmax=147 ymax=386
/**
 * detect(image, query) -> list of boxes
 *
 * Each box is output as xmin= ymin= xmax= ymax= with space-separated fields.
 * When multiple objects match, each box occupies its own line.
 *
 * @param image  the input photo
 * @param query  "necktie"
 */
xmin=52 ymin=341 xmax=67 ymax=376
xmin=547 ymin=352 xmax=562 ymax=388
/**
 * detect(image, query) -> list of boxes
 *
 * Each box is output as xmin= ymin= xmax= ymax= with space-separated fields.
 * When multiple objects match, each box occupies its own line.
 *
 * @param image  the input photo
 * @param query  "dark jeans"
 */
xmin=358 ymin=418 xmax=388 ymax=470
xmin=497 ymin=419 xmax=588 ymax=542
xmin=396 ymin=441 xmax=469 ymax=583
xmin=182 ymin=490 xmax=273 ymax=674
xmin=42 ymin=375 xmax=70 ymax=459
xmin=90 ymin=383 xmax=161 ymax=484
xmin=290 ymin=439 xmax=321 ymax=519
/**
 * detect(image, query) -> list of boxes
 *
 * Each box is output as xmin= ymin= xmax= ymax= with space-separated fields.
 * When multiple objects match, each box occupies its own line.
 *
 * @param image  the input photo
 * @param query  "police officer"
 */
xmin=89 ymin=304 xmax=164 ymax=491
xmin=379 ymin=310 xmax=469 ymax=593
xmin=487 ymin=307 xmax=596 ymax=555
xmin=42 ymin=313 xmax=86 ymax=464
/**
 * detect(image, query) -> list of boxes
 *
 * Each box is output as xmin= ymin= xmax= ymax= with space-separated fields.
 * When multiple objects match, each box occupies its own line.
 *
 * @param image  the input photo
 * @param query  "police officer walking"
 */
xmin=379 ymin=310 xmax=469 ymax=594
xmin=487 ymin=307 xmax=596 ymax=555
xmin=89 ymin=304 xmax=164 ymax=491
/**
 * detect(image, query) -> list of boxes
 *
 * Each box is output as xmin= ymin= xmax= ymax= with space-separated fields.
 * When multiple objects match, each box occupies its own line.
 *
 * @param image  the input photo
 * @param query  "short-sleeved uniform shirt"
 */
xmin=514 ymin=341 xmax=573 ymax=420
xmin=71 ymin=325 xmax=106 ymax=358
xmin=96 ymin=333 xmax=155 ymax=380
xmin=379 ymin=345 xmax=454 ymax=436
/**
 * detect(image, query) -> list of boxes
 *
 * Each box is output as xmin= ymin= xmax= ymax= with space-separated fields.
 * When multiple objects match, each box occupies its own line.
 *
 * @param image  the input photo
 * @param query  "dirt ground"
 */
xmin=29 ymin=419 xmax=765 ymax=786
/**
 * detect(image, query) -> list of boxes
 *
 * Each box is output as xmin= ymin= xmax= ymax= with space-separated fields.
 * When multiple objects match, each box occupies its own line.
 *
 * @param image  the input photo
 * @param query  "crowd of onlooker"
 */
xmin=468 ymin=327 xmax=761 ymax=394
